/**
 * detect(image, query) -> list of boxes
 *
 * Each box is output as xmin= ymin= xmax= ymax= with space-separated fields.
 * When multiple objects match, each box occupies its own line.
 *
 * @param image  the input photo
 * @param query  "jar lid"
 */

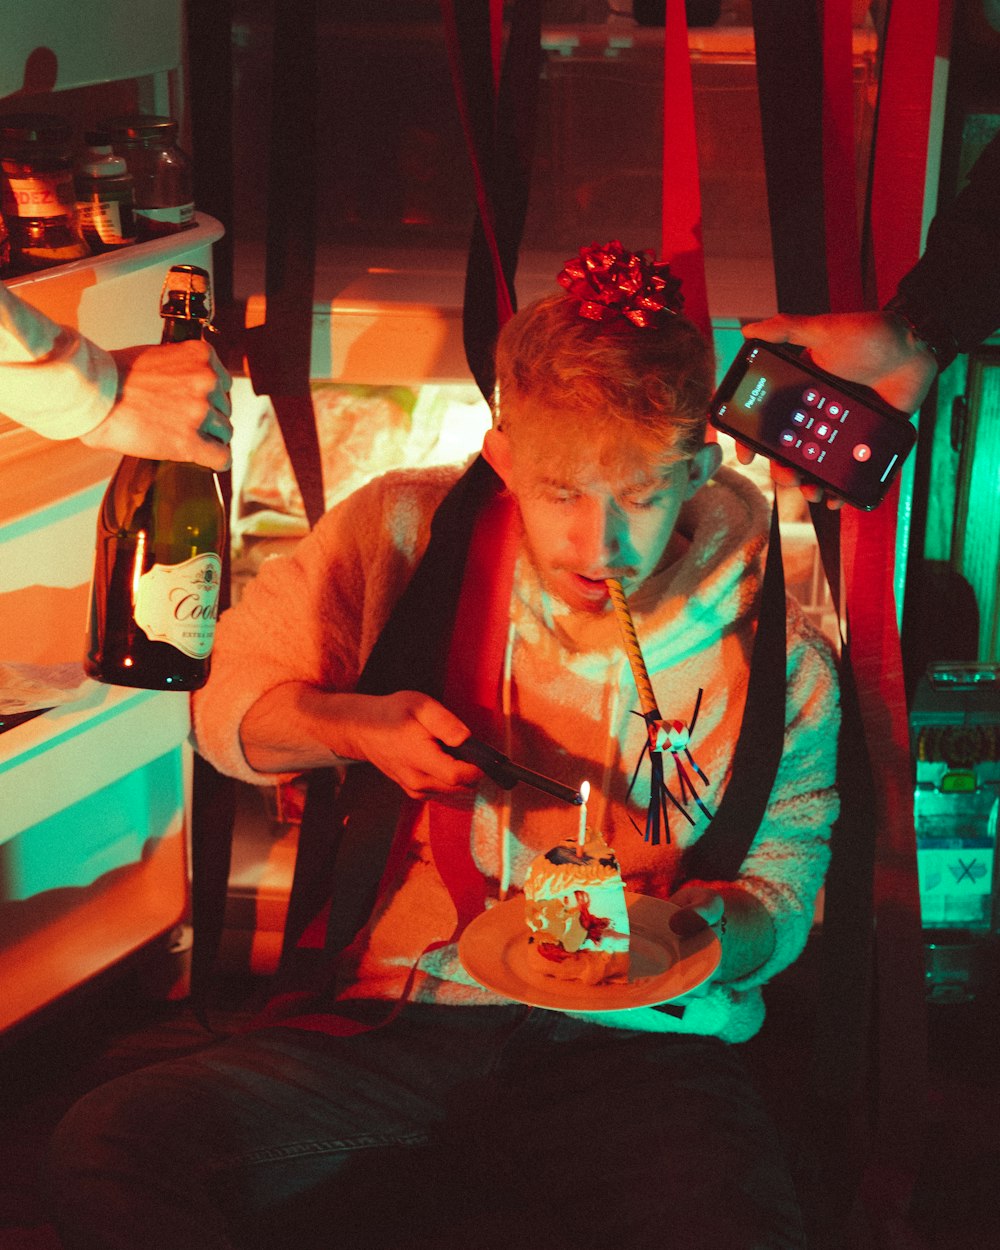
xmin=0 ymin=112 xmax=73 ymax=147
xmin=98 ymin=113 xmax=179 ymax=142
xmin=78 ymin=148 xmax=129 ymax=178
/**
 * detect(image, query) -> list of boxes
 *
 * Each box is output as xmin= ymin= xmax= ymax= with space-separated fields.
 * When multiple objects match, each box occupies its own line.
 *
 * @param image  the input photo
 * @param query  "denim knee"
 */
xmin=47 ymin=1071 xmax=239 ymax=1250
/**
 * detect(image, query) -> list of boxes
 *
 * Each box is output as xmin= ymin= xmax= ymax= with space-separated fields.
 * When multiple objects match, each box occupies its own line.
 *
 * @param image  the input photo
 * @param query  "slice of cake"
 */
xmin=523 ymin=834 xmax=630 ymax=985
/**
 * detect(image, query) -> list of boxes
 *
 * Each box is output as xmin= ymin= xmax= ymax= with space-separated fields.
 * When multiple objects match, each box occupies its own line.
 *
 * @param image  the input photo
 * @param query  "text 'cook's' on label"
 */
xmin=133 ymin=552 xmax=222 ymax=658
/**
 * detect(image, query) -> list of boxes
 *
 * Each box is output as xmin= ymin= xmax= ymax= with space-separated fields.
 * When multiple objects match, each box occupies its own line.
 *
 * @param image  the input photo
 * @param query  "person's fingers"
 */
xmin=191 ymin=434 xmax=233 ymax=472
xmin=668 ymin=885 xmax=724 ymax=932
xmin=409 ymin=695 xmax=472 ymax=749
xmin=734 ymin=441 xmax=757 ymax=465
xmin=768 ymin=461 xmax=803 ymax=489
xmin=199 ymin=410 xmax=234 ymax=446
xmin=799 ymin=482 xmax=824 ymax=504
xmin=210 ymin=350 xmax=232 ymax=385
xmin=206 ymin=348 xmax=233 ymax=409
xmin=732 ymin=430 xmax=843 ymax=508
xmin=741 ymin=314 xmax=804 ymax=344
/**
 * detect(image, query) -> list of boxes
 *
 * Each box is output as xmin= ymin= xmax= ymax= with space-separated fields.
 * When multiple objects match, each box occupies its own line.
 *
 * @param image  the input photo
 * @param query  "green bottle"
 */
xmin=84 ymin=265 xmax=226 ymax=690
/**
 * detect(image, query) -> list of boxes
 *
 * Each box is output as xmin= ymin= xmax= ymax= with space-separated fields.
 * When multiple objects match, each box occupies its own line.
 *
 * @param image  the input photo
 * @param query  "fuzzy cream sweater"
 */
xmin=193 ymin=463 xmax=839 ymax=1042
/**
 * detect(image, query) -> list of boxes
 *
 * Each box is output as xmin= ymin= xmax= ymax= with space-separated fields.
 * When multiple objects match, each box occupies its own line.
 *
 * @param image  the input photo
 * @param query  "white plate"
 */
xmin=458 ymin=891 xmax=721 ymax=1012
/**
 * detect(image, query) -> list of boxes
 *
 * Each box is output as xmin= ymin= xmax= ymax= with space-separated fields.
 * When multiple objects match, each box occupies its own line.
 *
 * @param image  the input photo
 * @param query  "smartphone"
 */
xmin=709 ymin=339 xmax=917 ymax=511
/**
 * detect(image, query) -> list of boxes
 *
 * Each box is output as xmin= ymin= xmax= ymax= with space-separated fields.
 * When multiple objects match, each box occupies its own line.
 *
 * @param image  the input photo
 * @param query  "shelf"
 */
xmin=0 ymin=213 xmax=225 ymax=520
xmin=3 ymin=212 xmax=225 ymax=351
xmin=0 ymin=678 xmax=192 ymax=1033
xmin=0 ymin=681 xmax=191 ymax=846
xmin=0 ymin=0 xmax=212 ymax=1036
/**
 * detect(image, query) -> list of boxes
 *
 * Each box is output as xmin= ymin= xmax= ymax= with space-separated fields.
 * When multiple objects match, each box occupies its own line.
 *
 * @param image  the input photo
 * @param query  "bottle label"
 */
xmin=77 ymin=199 xmax=136 ymax=246
xmin=134 ymin=552 xmax=222 ymax=659
xmin=2 ymin=172 xmax=76 ymax=218
xmin=135 ymin=203 xmax=196 ymax=237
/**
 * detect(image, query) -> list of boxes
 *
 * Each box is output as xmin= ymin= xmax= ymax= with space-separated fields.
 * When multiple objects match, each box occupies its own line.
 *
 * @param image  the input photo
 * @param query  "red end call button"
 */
xmin=852 ymin=443 xmax=872 ymax=462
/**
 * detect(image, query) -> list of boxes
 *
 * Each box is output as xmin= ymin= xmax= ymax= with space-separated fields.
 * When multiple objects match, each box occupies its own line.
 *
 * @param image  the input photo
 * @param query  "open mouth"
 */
xmin=571 ymin=574 xmax=617 ymax=599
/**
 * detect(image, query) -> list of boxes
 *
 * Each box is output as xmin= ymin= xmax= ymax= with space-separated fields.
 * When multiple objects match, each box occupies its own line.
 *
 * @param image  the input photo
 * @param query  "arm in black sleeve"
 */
xmin=886 ymin=130 xmax=1000 ymax=366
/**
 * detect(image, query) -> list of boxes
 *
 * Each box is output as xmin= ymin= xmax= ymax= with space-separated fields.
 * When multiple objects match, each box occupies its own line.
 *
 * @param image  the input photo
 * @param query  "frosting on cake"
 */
xmin=523 ymin=834 xmax=630 ymax=984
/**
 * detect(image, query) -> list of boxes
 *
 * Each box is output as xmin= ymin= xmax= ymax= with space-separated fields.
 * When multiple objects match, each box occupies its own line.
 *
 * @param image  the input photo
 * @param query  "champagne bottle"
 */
xmin=84 ymin=264 xmax=226 ymax=690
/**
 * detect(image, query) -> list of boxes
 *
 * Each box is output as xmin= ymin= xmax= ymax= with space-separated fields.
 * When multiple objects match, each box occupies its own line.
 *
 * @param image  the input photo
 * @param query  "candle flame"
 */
xmin=577 ymin=780 xmax=590 ymax=846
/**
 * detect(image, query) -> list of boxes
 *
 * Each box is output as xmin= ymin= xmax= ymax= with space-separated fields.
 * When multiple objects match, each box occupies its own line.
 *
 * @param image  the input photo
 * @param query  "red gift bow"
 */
xmin=557 ymin=240 xmax=684 ymax=328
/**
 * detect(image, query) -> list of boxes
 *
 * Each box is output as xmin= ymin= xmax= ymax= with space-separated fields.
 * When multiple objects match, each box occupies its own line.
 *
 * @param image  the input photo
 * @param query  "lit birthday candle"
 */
xmin=578 ymin=780 xmax=590 ymax=846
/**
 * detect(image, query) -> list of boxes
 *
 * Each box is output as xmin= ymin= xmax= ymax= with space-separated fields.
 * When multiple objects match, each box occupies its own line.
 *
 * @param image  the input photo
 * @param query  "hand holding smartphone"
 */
xmin=709 ymin=339 xmax=917 ymax=511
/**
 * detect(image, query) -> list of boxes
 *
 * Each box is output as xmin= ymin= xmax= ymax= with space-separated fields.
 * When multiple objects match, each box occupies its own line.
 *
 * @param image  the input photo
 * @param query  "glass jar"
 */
xmin=0 ymin=113 xmax=91 ymax=272
xmin=74 ymin=131 xmax=137 ymax=252
xmin=99 ymin=114 xmax=195 ymax=241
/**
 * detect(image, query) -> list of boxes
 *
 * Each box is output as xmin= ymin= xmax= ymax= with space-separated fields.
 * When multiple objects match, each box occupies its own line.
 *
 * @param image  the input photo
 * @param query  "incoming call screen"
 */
xmin=713 ymin=343 xmax=913 ymax=504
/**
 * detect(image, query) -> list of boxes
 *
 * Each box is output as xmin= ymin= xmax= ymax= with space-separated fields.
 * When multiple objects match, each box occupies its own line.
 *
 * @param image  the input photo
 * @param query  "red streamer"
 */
xmin=440 ymin=0 xmax=515 ymax=327
xmin=661 ymin=0 xmax=710 ymax=342
xmin=833 ymin=0 xmax=941 ymax=1228
xmin=869 ymin=1 xmax=942 ymax=304
xmin=822 ymin=0 xmax=864 ymax=311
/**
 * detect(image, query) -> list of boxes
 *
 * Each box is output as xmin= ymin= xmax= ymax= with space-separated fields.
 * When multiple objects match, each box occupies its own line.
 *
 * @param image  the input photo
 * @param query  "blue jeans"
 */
xmin=47 ymin=1003 xmax=805 ymax=1249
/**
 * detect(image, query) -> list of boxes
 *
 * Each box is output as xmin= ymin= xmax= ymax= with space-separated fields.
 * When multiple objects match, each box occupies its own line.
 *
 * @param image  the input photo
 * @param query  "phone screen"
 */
xmin=711 ymin=341 xmax=916 ymax=509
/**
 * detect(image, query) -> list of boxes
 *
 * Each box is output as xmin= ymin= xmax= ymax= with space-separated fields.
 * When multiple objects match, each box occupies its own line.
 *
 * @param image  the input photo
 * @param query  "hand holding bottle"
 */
xmin=79 ymin=338 xmax=233 ymax=470
xmin=85 ymin=265 xmax=228 ymax=690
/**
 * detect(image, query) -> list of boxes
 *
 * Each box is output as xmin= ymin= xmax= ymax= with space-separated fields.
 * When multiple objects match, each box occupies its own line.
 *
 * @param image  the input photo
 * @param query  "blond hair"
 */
xmin=493 ymin=292 xmax=713 ymax=459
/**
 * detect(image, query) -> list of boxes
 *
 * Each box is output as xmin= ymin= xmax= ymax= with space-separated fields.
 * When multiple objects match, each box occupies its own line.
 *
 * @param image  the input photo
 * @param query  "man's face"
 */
xmin=484 ymin=402 xmax=718 ymax=614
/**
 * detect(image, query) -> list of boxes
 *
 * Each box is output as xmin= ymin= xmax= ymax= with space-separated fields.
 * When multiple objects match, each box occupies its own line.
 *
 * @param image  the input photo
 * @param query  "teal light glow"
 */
xmin=1 ymin=748 xmax=183 ymax=900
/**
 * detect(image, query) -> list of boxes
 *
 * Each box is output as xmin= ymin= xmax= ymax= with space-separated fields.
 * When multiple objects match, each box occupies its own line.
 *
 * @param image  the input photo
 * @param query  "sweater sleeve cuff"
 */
xmin=0 ymin=327 xmax=118 ymax=438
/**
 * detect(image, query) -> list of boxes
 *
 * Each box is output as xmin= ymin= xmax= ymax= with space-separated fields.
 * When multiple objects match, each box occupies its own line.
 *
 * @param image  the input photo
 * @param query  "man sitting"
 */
xmin=49 ymin=242 xmax=838 ymax=1250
